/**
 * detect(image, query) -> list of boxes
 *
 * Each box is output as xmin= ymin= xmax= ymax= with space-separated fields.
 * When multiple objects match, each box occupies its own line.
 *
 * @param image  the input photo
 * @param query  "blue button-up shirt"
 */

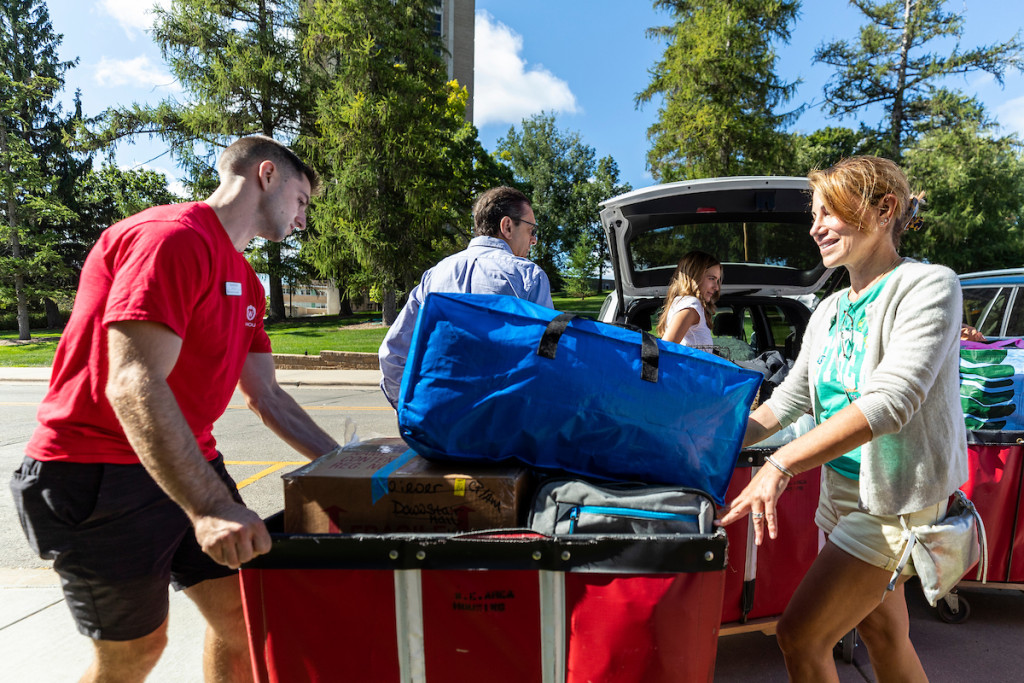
xmin=379 ymin=236 xmax=553 ymax=407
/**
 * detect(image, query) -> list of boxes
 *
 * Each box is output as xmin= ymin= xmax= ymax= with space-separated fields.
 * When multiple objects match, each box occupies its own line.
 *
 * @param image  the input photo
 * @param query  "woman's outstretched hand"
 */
xmin=717 ymin=464 xmax=791 ymax=545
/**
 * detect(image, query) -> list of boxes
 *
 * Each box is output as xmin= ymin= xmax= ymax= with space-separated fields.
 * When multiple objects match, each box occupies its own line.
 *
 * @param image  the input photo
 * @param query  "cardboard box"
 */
xmin=283 ymin=438 xmax=530 ymax=534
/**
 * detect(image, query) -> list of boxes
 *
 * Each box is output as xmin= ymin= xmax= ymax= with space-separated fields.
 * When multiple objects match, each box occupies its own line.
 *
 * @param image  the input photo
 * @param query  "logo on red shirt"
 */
xmin=246 ymin=305 xmax=257 ymax=328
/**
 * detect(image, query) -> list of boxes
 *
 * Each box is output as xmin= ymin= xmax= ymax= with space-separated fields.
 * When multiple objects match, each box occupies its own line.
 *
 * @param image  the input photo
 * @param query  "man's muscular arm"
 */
xmin=105 ymin=320 xmax=271 ymax=568
xmin=238 ymin=352 xmax=342 ymax=459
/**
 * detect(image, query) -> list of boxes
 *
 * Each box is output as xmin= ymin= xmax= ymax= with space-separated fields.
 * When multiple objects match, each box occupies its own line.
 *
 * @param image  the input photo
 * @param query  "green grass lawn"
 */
xmin=0 ymin=330 xmax=63 ymax=367
xmin=552 ymin=291 xmax=608 ymax=318
xmin=0 ymin=292 xmax=612 ymax=366
xmin=266 ymin=315 xmax=389 ymax=355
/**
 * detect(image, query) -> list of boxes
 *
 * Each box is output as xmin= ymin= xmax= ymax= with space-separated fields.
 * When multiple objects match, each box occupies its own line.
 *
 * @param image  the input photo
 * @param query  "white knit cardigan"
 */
xmin=764 ymin=259 xmax=968 ymax=515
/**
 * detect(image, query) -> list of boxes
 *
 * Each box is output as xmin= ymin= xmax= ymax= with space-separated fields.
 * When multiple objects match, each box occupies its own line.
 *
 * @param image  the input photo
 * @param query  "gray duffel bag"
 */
xmin=529 ymin=478 xmax=717 ymax=536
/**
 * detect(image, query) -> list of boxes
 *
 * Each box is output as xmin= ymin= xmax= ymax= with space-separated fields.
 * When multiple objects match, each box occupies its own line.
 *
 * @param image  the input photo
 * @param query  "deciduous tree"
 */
xmin=497 ymin=113 xmax=619 ymax=288
xmin=901 ymin=97 xmax=1024 ymax=272
xmin=576 ymin=156 xmax=631 ymax=292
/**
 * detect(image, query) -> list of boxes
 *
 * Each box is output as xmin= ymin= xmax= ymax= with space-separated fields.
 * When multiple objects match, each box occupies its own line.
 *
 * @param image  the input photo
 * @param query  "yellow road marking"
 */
xmin=224 ymin=461 xmax=308 ymax=466
xmin=1 ymin=402 xmax=38 ymax=407
xmin=225 ymin=460 xmax=308 ymax=489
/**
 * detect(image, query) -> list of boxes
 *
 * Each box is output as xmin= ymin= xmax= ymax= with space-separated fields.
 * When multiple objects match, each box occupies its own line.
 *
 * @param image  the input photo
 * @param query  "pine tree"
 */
xmin=814 ymin=0 xmax=1024 ymax=160
xmin=95 ymin=0 xmax=313 ymax=321
xmin=0 ymin=0 xmax=76 ymax=339
xmin=303 ymin=0 xmax=477 ymax=324
xmin=636 ymin=0 xmax=800 ymax=181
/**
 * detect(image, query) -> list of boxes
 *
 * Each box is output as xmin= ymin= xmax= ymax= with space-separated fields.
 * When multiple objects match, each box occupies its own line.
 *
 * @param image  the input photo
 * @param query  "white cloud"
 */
xmin=473 ymin=11 xmax=578 ymax=127
xmin=99 ymin=0 xmax=172 ymax=38
xmin=93 ymin=55 xmax=177 ymax=90
xmin=968 ymin=72 xmax=996 ymax=91
xmin=145 ymin=165 xmax=187 ymax=198
xmin=995 ymin=95 xmax=1024 ymax=137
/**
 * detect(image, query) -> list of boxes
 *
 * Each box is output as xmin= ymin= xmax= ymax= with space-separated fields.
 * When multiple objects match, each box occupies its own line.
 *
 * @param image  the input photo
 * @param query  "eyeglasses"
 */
xmin=837 ymin=309 xmax=855 ymax=360
xmin=509 ymin=215 xmax=539 ymax=237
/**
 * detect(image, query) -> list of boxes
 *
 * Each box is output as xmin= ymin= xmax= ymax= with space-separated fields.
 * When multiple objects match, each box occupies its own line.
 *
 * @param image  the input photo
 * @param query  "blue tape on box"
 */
xmin=370 ymin=449 xmax=417 ymax=504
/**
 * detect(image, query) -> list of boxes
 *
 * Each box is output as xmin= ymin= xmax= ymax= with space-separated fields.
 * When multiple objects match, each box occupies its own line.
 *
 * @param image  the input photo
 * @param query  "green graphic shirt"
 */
xmin=815 ymin=270 xmax=898 ymax=479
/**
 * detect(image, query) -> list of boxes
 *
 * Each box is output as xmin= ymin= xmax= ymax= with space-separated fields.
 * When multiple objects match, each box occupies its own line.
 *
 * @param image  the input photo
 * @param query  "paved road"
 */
xmin=0 ymin=381 xmax=399 ymax=570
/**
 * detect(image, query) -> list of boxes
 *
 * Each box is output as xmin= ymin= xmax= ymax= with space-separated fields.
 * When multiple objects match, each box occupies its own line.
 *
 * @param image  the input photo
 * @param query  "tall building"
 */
xmin=433 ymin=0 xmax=475 ymax=122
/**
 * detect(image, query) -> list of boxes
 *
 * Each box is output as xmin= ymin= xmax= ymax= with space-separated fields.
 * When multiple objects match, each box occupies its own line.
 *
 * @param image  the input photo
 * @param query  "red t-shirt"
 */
xmin=26 ymin=202 xmax=273 ymax=464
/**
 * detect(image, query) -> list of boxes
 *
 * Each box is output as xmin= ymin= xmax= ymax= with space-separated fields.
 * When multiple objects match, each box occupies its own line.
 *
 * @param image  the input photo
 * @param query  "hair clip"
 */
xmin=906 ymin=197 xmax=924 ymax=231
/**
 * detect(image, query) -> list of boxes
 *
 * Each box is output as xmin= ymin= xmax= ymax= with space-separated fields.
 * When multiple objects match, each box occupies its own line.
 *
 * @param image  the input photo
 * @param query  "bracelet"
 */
xmin=764 ymin=455 xmax=795 ymax=478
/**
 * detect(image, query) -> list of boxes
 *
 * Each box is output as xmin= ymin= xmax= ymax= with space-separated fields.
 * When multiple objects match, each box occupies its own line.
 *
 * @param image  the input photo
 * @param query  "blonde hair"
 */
xmin=808 ymin=155 xmax=924 ymax=248
xmin=656 ymin=250 xmax=721 ymax=337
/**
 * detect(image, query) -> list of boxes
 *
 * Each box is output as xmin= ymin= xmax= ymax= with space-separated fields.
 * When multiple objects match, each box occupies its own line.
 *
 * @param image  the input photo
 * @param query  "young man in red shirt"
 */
xmin=11 ymin=136 xmax=341 ymax=682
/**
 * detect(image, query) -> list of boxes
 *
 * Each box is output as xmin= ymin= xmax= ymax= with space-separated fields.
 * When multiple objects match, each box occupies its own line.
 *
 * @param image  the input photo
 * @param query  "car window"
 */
xmin=962 ymin=286 xmax=1008 ymax=337
xmin=1003 ymin=288 xmax=1024 ymax=337
xmin=628 ymin=221 xmax=819 ymax=273
xmin=711 ymin=307 xmax=745 ymax=340
xmin=762 ymin=305 xmax=800 ymax=356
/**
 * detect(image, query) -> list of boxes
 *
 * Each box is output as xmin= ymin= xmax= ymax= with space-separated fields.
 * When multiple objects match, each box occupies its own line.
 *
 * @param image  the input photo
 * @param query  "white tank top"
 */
xmin=667 ymin=295 xmax=713 ymax=347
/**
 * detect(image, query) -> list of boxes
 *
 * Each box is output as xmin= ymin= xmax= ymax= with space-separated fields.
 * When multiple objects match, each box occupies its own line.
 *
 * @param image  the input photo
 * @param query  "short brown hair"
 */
xmin=472 ymin=186 xmax=531 ymax=237
xmin=218 ymin=135 xmax=320 ymax=194
xmin=808 ymin=156 xmax=923 ymax=248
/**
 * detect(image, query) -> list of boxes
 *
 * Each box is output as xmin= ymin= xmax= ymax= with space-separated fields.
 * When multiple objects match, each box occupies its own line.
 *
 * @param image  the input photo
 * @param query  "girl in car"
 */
xmin=656 ymin=250 xmax=721 ymax=348
xmin=720 ymin=156 xmax=967 ymax=682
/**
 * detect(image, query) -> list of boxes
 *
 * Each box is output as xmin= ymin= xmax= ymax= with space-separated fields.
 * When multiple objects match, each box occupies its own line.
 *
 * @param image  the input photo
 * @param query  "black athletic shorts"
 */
xmin=10 ymin=454 xmax=244 ymax=641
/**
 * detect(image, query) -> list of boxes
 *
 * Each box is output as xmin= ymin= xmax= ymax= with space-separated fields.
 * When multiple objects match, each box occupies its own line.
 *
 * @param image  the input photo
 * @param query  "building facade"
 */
xmin=433 ymin=0 xmax=475 ymax=122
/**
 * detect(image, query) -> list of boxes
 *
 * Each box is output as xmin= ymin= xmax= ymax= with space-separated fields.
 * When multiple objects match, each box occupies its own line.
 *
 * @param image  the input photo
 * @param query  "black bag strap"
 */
xmin=537 ymin=312 xmax=659 ymax=383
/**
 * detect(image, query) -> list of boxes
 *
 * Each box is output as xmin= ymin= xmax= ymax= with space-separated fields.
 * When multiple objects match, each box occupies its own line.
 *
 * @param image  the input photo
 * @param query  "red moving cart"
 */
xmin=718 ymin=449 xmax=861 ymax=662
xmin=938 ymin=430 xmax=1024 ymax=623
xmin=240 ymin=515 xmax=728 ymax=682
xmin=719 ymin=448 xmax=823 ymax=632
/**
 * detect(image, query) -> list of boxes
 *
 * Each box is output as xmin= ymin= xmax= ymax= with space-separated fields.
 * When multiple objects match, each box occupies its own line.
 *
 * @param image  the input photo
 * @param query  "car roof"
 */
xmin=959 ymin=268 xmax=1024 ymax=284
xmin=600 ymin=176 xmax=812 ymax=211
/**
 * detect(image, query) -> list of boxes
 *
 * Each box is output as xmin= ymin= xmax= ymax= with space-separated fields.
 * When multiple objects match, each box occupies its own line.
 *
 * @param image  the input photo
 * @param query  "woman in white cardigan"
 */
xmin=720 ymin=156 xmax=967 ymax=682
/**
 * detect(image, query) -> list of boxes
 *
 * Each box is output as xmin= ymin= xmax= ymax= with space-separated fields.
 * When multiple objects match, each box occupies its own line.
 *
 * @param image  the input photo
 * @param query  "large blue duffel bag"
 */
xmin=396 ymin=292 xmax=761 ymax=503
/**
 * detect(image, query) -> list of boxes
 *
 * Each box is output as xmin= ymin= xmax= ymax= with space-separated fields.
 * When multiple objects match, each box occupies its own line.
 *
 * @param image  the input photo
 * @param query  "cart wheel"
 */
xmin=833 ymin=628 xmax=857 ymax=663
xmin=936 ymin=594 xmax=971 ymax=624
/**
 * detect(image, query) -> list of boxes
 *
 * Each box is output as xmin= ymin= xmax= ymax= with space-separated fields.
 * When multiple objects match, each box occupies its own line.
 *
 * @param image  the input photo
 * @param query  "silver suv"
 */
xmin=598 ymin=177 xmax=838 ymax=362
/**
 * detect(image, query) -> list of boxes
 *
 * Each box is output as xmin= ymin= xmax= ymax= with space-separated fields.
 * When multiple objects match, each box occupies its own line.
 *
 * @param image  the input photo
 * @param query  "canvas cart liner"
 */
xmin=240 ymin=514 xmax=728 ymax=683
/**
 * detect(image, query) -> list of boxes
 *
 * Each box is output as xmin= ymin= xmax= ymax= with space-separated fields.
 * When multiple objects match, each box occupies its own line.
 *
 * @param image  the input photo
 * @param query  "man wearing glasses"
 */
xmin=378 ymin=185 xmax=553 ymax=408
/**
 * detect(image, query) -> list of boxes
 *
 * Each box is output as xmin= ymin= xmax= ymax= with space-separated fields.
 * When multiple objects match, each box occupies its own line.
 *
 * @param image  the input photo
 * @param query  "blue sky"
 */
xmin=48 ymin=0 xmax=1024 ymax=193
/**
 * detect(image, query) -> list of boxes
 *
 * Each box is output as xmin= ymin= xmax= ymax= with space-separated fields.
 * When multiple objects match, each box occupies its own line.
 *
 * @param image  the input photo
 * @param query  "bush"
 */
xmin=0 ymin=311 xmax=53 ymax=331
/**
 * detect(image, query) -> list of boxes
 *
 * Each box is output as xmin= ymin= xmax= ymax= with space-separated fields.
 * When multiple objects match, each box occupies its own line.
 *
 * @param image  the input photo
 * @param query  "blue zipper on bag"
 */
xmin=567 ymin=505 xmax=697 ymax=533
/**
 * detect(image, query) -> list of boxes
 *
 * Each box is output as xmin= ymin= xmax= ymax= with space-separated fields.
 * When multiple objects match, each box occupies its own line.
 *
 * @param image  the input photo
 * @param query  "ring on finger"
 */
xmin=752 ymin=512 xmax=764 ymax=519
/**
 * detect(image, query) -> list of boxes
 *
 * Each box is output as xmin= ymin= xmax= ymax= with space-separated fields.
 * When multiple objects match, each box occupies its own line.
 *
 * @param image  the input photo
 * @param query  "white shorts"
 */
xmin=814 ymin=467 xmax=947 ymax=574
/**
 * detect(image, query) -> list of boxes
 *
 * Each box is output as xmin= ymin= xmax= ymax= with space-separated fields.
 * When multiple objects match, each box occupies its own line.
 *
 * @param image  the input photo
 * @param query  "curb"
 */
xmin=272 ymin=351 xmax=379 ymax=371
